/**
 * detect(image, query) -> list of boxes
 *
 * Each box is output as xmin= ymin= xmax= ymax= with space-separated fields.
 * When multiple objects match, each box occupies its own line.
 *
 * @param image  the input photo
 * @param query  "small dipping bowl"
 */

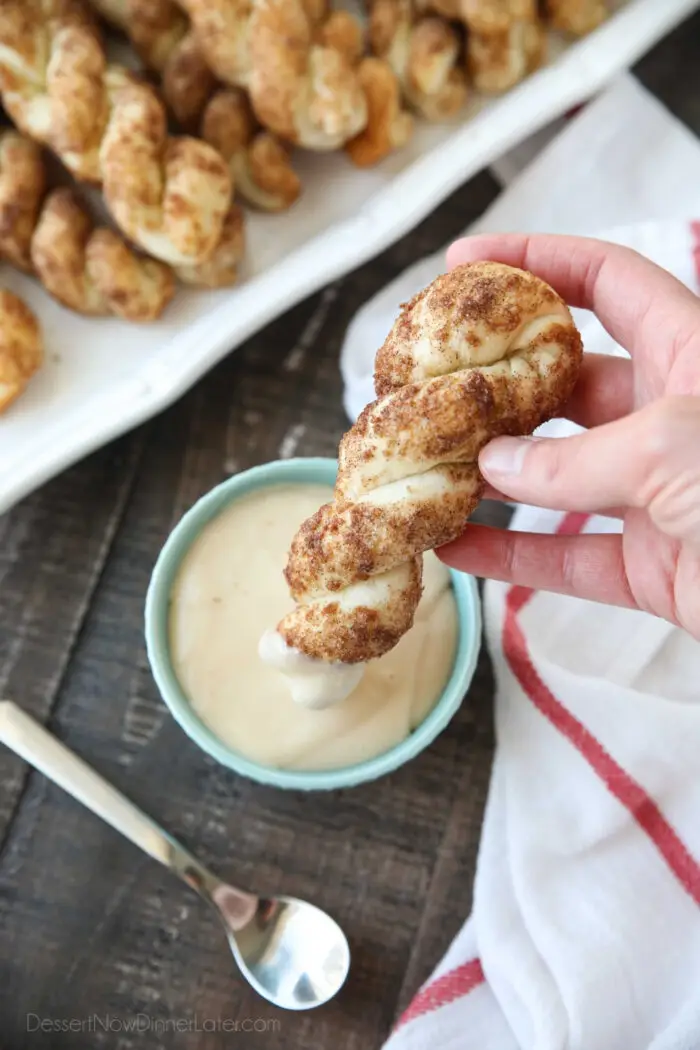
xmin=145 ymin=457 xmax=482 ymax=791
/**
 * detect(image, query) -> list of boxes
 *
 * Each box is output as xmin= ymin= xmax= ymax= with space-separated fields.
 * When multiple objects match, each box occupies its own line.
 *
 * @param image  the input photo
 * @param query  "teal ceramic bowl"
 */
xmin=145 ymin=457 xmax=481 ymax=791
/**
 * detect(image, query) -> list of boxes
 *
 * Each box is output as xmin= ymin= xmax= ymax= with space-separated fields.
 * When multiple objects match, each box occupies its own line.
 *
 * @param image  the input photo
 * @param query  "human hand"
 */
xmin=437 ymin=233 xmax=700 ymax=640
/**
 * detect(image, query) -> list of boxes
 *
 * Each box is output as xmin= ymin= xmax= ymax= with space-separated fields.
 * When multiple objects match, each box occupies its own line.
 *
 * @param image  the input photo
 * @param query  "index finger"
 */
xmin=446 ymin=233 xmax=700 ymax=358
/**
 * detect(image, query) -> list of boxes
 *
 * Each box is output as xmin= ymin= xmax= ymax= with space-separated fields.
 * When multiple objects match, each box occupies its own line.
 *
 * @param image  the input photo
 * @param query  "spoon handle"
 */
xmin=0 ymin=700 xmax=218 ymax=894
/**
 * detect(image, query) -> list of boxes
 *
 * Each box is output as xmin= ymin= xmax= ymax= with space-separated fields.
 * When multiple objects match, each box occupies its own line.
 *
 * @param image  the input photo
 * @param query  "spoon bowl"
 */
xmin=0 ymin=700 xmax=350 ymax=1010
xmin=220 ymin=892 xmax=350 ymax=1009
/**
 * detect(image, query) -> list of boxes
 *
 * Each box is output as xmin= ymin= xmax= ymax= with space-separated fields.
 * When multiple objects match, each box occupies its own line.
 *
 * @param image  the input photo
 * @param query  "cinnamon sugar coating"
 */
xmin=544 ymin=0 xmax=607 ymax=35
xmin=88 ymin=0 xmax=216 ymax=128
xmin=0 ymin=290 xmax=43 ymax=413
xmin=369 ymin=0 xmax=468 ymax=121
xmin=0 ymin=0 xmax=232 ymax=268
xmin=278 ymin=262 xmax=583 ymax=663
xmin=0 ymin=130 xmax=174 ymax=320
xmin=346 ymin=57 xmax=414 ymax=168
xmin=201 ymin=89 xmax=301 ymax=211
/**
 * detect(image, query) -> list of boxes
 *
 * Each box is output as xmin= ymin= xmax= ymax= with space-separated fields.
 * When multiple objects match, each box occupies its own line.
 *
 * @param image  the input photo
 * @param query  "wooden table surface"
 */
xmin=2 ymin=16 xmax=700 ymax=1048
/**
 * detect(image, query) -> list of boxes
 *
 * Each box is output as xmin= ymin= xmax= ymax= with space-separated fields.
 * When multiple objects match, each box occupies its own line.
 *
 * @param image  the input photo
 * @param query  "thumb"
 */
xmin=479 ymin=397 xmax=700 ymax=537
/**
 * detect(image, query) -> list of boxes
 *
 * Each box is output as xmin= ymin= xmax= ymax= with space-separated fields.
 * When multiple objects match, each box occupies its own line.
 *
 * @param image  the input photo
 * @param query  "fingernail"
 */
xmin=480 ymin=436 xmax=534 ymax=476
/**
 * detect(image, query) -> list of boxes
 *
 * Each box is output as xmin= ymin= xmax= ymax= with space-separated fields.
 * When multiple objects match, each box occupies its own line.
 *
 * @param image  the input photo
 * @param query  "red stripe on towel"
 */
xmin=564 ymin=103 xmax=586 ymax=120
xmin=504 ymin=514 xmax=700 ymax=907
xmin=393 ymin=958 xmax=485 ymax=1031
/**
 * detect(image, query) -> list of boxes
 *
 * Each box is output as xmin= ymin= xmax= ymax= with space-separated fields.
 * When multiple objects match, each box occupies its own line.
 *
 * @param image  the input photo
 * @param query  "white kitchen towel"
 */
xmin=383 ymin=503 xmax=700 ymax=1050
xmin=351 ymin=76 xmax=700 ymax=1050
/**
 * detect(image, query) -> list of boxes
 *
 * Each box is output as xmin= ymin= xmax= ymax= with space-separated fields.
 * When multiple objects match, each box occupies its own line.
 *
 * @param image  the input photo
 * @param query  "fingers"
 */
xmin=478 ymin=352 xmax=635 ymax=508
xmin=478 ymin=486 xmax=626 ymax=520
xmin=565 ymin=353 xmax=633 ymax=428
xmin=479 ymin=421 xmax=642 ymax=512
xmin=481 ymin=483 xmax=511 ymax=501
xmin=438 ymin=523 xmax=636 ymax=608
xmin=446 ymin=233 xmax=700 ymax=359
xmin=478 ymin=397 xmax=700 ymax=534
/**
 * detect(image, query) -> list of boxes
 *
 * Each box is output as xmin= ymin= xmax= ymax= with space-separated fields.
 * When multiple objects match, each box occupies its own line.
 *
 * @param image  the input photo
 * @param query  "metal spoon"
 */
xmin=0 ymin=700 xmax=350 ymax=1011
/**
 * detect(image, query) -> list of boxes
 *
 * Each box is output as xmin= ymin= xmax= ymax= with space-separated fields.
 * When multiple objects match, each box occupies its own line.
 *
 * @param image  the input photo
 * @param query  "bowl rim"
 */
xmin=144 ymin=457 xmax=482 ymax=791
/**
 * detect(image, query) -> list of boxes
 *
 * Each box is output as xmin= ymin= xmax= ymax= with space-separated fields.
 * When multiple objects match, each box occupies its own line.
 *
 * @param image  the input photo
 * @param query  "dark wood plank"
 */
xmin=635 ymin=9 xmax=700 ymax=130
xmin=0 ymin=435 xmax=144 ymax=845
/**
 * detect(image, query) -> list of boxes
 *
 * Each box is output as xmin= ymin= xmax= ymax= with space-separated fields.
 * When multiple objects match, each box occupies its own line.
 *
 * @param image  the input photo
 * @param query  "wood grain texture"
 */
xmin=1 ymin=14 xmax=700 ymax=1046
xmin=0 ymin=438 xmax=144 ymax=842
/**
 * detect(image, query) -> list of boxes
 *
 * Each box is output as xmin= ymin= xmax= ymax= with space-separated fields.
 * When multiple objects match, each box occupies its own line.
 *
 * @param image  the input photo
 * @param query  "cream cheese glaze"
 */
xmin=169 ymin=483 xmax=458 ymax=771
xmin=257 ymin=629 xmax=365 ymax=710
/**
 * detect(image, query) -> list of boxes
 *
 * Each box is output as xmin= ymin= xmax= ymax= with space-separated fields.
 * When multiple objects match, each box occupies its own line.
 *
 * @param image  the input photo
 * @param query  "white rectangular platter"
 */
xmin=0 ymin=0 xmax=697 ymax=515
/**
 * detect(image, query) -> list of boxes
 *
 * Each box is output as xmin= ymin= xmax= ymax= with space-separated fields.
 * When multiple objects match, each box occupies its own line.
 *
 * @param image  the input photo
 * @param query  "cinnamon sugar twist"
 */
xmin=249 ymin=0 xmax=368 ymax=150
xmin=0 ymin=290 xmax=43 ymax=414
xmin=87 ymin=0 xmax=217 ymax=127
xmin=88 ymin=0 xmax=186 ymax=70
xmin=181 ymin=0 xmax=369 ymax=150
xmin=461 ymin=0 xmax=537 ymax=32
xmin=178 ymin=0 xmax=255 ymax=88
xmin=201 ymin=88 xmax=301 ymax=211
xmin=277 ymin=262 xmax=583 ymax=663
xmin=464 ymin=0 xmax=546 ymax=95
xmin=345 ymin=57 xmax=414 ymax=168
xmin=0 ymin=0 xmax=232 ymax=267
xmin=369 ymin=0 xmax=468 ymax=121
xmin=0 ymin=131 xmax=174 ymax=320
xmin=544 ymin=0 xmax=608 ymax=36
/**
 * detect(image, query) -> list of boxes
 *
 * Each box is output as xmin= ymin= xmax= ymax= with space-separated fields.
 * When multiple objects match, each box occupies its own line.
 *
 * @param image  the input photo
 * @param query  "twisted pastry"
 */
xmin=313 ymin=10 xmax=414 ymax=168
xmin=201 ymin=89 xmax=301 ymax=212
xmin=414 ymin=0 xmax=463 ymax=20
xmin=468 ymin=26 xmax=545 ymax=95
xmin=0 ymin=131 xmax=174 ymax=320
xmin=176 ymin=203 xmax=245 ymax=287
xmin=88 ymin=0 xmax=185 ymax=66
xmin=0 ymin=130 xmax=44 ymax=274
xmin=544 ymin=0 xmax=608 ymax=36
xmin=461 ymin=0 xmax=537 ymax=33
xmin=346 ymin=57 xmax=414 ymax=168
xmin=99 ymin=77 xmax=245 ymax=282
xmin=275 ymin=263 xmax=583 ymax=665
xmin=0 ymin=0 xmax=232 ymax=267
xmin=178 ymin=0 xmax=254 ymax=88
xmin=87 ymin=0 xmax=216 ymax=127
xmin=248 ymin=0 xmax=368 ymax=150
xmin=0 ymin=290 xmax=43 ymax=414
xmin=403 ymin=0 xmax=545 ymax=96
xmin=182 ymin=0 xmax=370 ymax=151
xmin=465 ymin=2 xmax=546 ymax=95
xmin=314 ymin=8 xmax=364 ymax=61
xmin=180 ymin=0 xmax=328 ymax=88
xmin=369 ymin=0 xmax=468 ymax=121
xmin=160 ymin=31 xmax=218 ymax=128
xmin=32 ymin=189 xmax=178 ymax=318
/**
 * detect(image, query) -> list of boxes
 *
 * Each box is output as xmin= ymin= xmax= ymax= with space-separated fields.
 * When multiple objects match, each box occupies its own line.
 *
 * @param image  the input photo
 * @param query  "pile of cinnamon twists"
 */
xmin=0 ymin=0 xmax=607 ymax=413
